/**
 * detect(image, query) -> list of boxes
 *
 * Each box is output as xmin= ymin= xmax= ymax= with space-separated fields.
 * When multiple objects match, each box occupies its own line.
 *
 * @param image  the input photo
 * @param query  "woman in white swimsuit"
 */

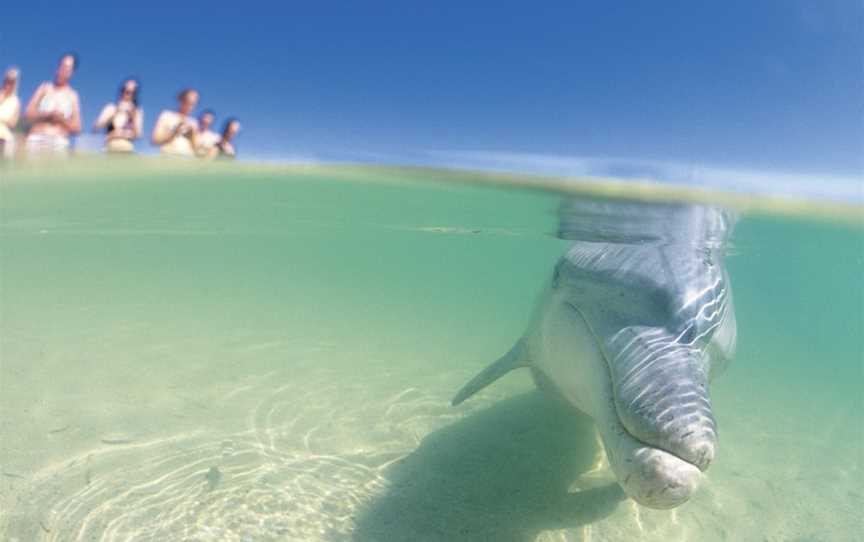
xmin=93 ymin=78 xmax=143 ymax=153
xmin=151 ymin=88 xmax=200 ymax=157
xmin=0 ymin=67 xmax=21 ymax=160
xmin=24 ymin=53 xmax=82 ymax=156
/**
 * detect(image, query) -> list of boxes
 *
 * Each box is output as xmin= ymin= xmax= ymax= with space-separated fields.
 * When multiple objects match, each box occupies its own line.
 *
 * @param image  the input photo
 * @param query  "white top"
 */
xmin=196 ymin=129 xmax=221 ymax=156
xmin=27 ymin=82 xmax=80 ymax=139
xmin=0 ymin=93 xmax=20 ymax=142
xmin=38 ymin=84 xmax=73 ymax=117
xmin=154 ymin=110 xmax=198 ymax=156
xmin=96 ymin=102 xmax=143 ymax=140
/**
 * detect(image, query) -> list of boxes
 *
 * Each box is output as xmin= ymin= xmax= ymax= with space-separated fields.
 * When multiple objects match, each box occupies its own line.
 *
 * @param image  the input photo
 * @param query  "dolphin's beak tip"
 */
xmin=691 ymin=439 xmax=716 ymax=472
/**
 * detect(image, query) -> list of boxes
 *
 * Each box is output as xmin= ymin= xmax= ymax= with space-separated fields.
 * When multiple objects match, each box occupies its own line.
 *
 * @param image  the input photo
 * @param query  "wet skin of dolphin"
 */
xmin=453 ymin=199 xmax=737 ymax=509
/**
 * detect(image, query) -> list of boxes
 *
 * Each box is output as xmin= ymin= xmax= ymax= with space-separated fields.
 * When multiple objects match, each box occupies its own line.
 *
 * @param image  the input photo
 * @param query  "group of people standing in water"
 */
xmin=0 ymin=53 xmax=241 ymax=160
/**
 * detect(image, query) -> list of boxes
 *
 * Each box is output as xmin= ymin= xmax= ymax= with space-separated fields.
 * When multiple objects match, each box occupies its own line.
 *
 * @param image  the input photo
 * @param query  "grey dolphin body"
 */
xmin=453 ymin=199 xmax=737 ymax=509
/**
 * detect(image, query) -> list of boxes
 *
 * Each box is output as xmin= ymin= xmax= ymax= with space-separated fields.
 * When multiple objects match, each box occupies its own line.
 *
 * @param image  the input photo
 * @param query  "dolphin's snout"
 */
xmin=688 ymin=437 xmax=715 ymax=471
xmin=629 ymin=446 xmax=703 ymax=509
xmin=597 ymin=417 xmax=703 ymax=509
xmin=608 ymin=328 xmax=719 ymax=471
xmin=650 ymin=403 xmax=718 ymax=471
xmin=619 ymin=381 xmax=719 ymax=472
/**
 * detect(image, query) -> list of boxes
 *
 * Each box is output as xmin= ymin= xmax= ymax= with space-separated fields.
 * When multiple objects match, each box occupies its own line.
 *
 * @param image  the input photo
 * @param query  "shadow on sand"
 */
xmin=351 ymin=391 xmax=625 ymax=541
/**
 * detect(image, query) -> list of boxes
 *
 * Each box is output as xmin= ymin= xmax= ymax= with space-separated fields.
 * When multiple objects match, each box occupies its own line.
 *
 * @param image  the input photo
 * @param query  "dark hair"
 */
xmin=118 ymin=77 xmax=141 ymax=107
xmin=60 ymin=52 xmax=80 ymax=71
xmin=177 ymin=88 xmax=197 ymax=102
xmin=199 ymin=109 xmax=215 ymax=121
xmin=221 ymin=117 xmax=240 ymax=139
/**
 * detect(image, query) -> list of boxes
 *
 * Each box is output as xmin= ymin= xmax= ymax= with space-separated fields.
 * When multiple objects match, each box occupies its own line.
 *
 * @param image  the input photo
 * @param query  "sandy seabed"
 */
xmin=1 ymin=327 xmax=860 ymax=542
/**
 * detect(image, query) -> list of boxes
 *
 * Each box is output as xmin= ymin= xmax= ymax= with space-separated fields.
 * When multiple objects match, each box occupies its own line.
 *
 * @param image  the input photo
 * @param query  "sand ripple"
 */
xmin=1 ymin=364 xmax=477 ymax=542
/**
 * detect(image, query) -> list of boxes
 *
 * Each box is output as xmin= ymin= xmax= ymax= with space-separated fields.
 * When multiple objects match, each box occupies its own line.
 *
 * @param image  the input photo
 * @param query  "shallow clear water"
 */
xmin=1 ymin=163 xmax=861 ymax=541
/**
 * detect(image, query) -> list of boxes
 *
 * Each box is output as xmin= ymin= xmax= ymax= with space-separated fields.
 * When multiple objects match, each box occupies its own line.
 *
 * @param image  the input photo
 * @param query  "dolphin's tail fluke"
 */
xmin=451 ymin=341 xmax=529 ymax=406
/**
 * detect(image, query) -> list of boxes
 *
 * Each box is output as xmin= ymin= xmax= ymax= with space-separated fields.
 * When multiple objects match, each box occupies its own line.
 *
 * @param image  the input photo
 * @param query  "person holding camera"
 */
xmin=93 ymin=78 xmax=143 ymax=153
xmin=194 ymin=109 xmax=220 ymax=157
xmin=151 ymin=88 xmax=199 ymax=156
xmin=24 ymin=53 xmax=82 ymax=156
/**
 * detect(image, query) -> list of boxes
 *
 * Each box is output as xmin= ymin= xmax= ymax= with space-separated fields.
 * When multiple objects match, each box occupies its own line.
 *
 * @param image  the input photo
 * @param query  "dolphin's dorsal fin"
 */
xmin=451 ymin=341 xmax=529 ymax=406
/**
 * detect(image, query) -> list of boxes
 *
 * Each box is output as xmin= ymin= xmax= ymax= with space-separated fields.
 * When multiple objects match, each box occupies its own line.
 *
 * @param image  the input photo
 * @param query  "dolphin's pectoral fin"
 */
xmin=451 ymin=341 xmax=529 ymax=406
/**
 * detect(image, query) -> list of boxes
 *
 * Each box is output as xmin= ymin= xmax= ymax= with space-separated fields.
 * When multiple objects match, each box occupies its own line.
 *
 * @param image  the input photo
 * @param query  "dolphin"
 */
xmin=452 ymin=198 xmax=737 ymax=509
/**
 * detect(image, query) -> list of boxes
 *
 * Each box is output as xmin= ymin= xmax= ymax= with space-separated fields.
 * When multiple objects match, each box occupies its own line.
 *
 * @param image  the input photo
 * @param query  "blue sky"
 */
xmin=1 ymin=0 xmax=861 ymax=176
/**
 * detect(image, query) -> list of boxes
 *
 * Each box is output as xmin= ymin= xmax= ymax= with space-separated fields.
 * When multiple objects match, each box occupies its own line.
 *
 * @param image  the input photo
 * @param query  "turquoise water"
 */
xmin=0 ymin=163 xmax=861 ymax=541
